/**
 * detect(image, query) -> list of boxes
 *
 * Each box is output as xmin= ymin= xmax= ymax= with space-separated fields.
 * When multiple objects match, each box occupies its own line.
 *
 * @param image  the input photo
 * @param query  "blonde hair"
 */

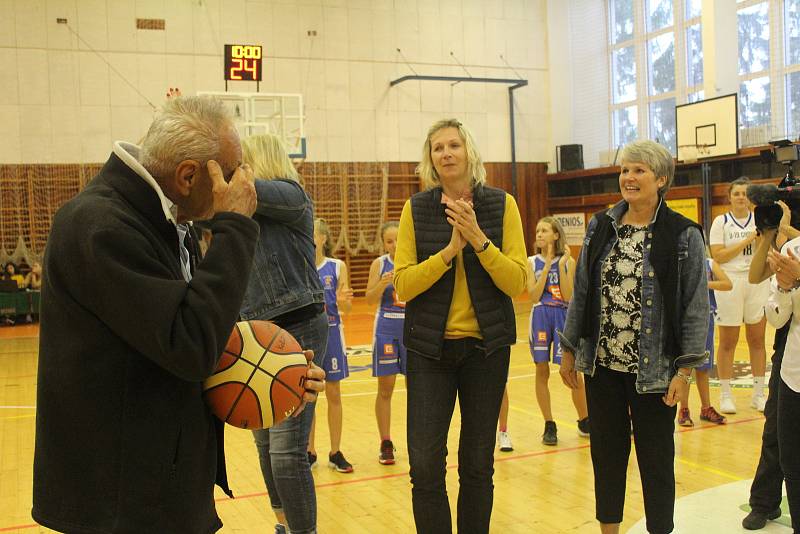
xmin=416 ymin=118 xmax=487 ymax=190
xmin=140 ymin=96 xmax=233 ymax=179
xmin=242 ymin=134 xmax=300 ymax=183
xmin=535 ymin=217 xmax=568 ymax=256
xmin=314 ymin=218 xmax=334 ymax=257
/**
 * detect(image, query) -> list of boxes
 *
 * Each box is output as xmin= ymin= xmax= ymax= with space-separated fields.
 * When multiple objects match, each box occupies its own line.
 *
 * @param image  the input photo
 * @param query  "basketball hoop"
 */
xmin=678 ymin=144 xmax=699 ymax=164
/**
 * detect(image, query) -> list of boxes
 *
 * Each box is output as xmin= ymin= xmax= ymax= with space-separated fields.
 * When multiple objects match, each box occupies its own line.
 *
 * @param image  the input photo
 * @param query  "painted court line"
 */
xmin=0 ymin=415 xmax=767 ymax=532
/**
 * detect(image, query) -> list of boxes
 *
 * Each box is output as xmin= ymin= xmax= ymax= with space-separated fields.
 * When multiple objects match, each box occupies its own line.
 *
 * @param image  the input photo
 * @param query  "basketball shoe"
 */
xmin=329 ymin=451 xmax=354 ymax=473
xmin=699 ymin=406 xmax=726 ymax=424
xmin=751 ymin=395 xmax=767 ymax=412
xmin=577 ymin=417 xmax=591 ymax=436
xmin=379 ymin=440 xmax=396 ymax=465
xmin=720 ymin=395 xmax=737 ymax=414
xmin=677 ymin=408 xmax=694 ymax=427
xmin=307 ymin=451 xmax=317 ymax=469
xmin=497 ymin=431 xmax=513 ymax=452
xmin=542 ymin=421 xmax=557 ymax=446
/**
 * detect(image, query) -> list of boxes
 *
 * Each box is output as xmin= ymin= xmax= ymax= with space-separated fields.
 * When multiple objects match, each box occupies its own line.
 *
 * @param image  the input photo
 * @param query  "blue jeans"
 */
xmin=406 ymin=339 xmax=509 ymax=534
xmin=252 ymin=311 xmax=328 ymax=534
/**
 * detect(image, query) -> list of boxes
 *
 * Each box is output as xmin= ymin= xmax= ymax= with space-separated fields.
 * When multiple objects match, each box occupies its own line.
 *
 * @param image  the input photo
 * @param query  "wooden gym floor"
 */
xmin=0 ymin=299 xmax=785 ymax=533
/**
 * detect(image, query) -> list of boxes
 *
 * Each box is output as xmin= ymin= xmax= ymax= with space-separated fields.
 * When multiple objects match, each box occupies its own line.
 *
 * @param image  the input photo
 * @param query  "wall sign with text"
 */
xmin=224 ymin=44 xmax=263 ymax=81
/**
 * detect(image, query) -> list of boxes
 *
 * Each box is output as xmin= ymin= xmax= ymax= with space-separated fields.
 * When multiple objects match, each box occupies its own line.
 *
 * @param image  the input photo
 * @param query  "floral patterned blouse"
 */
xmin=596 ymin=224 xmax=646 ymax=373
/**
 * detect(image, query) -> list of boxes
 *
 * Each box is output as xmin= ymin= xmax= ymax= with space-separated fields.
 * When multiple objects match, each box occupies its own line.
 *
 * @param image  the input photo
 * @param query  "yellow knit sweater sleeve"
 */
xmin=393 ymin=199 xmax=452 ymax=302
xmin=475 ymin=194 xmax=529 ymax=297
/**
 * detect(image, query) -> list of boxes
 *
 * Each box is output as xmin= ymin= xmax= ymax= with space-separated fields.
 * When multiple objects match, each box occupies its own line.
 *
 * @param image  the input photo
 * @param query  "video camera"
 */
xmin=746 ymin=139 xmax=800 ymax=231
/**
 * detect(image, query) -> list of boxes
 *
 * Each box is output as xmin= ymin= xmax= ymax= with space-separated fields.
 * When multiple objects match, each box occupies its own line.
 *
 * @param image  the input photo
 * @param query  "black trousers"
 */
xmin=749 ymin=323 xmax=787 ymax=514
xmin=778 ymin=378 xmax=800 ymax=531
xmin=585 ymin=365 xmax=677 ymax=534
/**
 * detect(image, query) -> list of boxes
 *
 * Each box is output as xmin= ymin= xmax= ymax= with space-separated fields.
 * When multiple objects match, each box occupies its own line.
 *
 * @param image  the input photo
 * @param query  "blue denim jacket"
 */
xmin=558 ymin=200 xmax=709 ymax=394
xmin=239 ymin=178 xmax=324 ymax=321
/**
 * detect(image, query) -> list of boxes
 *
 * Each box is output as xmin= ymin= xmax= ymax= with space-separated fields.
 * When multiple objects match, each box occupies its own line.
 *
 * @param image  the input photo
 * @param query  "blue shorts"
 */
xmin=529 ymin=305 xmax=567 ymax=364
xmin=372 ymin=333 xmax=407 ymax=377
xmin=322 ymin=323 xmax=349 ymax=382
xmin=696 ymin=312 xmax=715 ymax=372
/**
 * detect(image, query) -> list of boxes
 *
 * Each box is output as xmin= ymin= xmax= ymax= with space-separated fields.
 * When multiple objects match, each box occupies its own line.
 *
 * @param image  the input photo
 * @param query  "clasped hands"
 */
xmin=444 ymin=198 xmax=488 ymax=255
xmin=767 ymin=246 xmax=800 ymax=290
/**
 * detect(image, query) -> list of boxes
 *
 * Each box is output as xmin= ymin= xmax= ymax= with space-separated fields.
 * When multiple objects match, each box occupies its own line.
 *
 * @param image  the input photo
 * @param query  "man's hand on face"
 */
xmin=207 ymin=161 xmax=256 ymax=218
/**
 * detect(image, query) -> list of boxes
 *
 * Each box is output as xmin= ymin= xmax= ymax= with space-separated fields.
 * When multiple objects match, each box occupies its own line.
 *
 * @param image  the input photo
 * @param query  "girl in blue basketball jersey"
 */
xmin=678 ymin=254 xmax=732 ymax=426
xmin=529 ymin=217 xmax=589 ymax=445
xmin=365 ymin=221 xmax=406 ymax=465
xmin=308 ymin=218 xmax=355 ymax=473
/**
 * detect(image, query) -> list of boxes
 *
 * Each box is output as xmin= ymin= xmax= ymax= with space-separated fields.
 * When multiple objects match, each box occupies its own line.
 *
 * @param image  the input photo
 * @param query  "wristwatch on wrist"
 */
xmin=675 ymin=370 xmax=691 ymax=384
xmin=477 ymin=239 xmax=490 ymax=253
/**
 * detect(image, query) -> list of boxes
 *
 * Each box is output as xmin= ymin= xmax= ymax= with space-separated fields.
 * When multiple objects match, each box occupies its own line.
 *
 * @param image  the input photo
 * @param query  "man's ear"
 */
xmin=173 ymin=160 xmax=200 ymax=197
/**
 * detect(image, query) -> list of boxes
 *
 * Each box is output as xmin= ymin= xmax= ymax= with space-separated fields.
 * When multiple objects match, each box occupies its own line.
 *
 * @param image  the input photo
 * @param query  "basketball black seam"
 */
xmin=223 ymin=322 xmax=281 ymax=426
xmin=265 ymin=360 xmax=307 ymax=400
xmin=220 ymin=325 xmax=247 ymax=422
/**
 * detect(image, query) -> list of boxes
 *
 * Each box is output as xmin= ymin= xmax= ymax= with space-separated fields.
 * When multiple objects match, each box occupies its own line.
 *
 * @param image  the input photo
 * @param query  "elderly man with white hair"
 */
xmin=32 ymin=96 xmax=325 ymax=534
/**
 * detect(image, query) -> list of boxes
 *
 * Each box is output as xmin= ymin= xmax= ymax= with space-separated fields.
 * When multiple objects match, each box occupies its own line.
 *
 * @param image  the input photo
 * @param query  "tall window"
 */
xmin=608 ymin=0 xmax=703 ymax=153
xmin=738 ymin=1 xmax=772 ymax=129
xmin=611 ymin=0 xmax=638 ymax=147
xmin=785 ymin=0 xmax=800 ymax=137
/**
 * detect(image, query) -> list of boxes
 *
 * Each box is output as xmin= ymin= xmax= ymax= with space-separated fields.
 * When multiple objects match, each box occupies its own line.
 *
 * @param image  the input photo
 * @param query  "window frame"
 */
xmin=607 ymin=0 xmax=703 ymax=153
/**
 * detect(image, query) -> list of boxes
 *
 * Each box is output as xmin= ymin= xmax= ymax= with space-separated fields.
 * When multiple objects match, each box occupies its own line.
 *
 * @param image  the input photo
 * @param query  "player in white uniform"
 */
xmin=709 ymin=177 xmax=768 ymax=414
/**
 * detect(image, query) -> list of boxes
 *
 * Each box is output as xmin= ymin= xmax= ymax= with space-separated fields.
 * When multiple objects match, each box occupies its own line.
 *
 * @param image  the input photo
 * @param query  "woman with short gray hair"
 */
xmin=559 ymin=139 xmax=709 ymax=534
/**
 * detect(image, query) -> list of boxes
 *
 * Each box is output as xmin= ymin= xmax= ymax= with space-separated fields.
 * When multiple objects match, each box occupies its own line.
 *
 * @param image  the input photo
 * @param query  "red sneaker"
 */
xmin=700 ymin=406 xmax=727 ymax=424
xmin=677 ymin=407 xmax=694 ymax=427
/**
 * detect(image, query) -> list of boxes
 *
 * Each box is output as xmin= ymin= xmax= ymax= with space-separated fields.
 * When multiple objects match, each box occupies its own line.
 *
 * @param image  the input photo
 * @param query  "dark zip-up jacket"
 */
xmin=32 ymin=152 xmax=259 ymax=533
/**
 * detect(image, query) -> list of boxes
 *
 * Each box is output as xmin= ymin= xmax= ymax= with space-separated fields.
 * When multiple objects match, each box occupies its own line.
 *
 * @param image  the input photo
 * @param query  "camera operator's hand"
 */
xmin=767 ymin=248 xmax=800 ymax=290
xmin=777 ymin=200 xmax=800 ymax=243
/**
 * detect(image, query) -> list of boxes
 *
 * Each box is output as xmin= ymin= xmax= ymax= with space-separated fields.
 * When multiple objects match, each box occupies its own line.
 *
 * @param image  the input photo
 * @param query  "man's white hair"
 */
xmin=140 ymin=96 xmax=234 ymax=178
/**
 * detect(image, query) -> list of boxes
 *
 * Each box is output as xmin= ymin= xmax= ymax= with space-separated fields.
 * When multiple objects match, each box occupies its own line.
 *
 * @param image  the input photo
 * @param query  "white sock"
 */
xmin=721 ymin=379 xmax=732 ymax=397
xmin=753 ymin=376 xmax=765 ymax=398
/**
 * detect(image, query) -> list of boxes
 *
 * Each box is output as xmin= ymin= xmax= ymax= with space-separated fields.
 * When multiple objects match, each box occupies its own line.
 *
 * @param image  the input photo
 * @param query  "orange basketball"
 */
xmin=203 ymin=320 xmax=310 ymax=429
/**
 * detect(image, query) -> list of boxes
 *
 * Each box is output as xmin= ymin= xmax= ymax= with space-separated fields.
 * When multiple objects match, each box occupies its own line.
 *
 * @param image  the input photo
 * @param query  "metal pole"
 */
xmin=701 ymin=162 xmax=711 ymax=236
xmin=509 ymin=86 xmax=518 ymax=198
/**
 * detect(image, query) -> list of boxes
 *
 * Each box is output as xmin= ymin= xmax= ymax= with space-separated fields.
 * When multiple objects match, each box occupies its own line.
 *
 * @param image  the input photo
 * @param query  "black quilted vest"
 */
xmin=403 ymin=185 xmax=517 ymax=359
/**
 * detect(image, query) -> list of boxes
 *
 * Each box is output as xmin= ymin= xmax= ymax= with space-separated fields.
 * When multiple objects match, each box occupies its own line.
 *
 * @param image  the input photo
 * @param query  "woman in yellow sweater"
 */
xmin=394 ymin=118 xmax=528 ymax=534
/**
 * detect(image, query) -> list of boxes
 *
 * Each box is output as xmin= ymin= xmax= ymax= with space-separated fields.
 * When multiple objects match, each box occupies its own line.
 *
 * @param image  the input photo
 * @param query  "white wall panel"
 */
xmin=1 ymin=0 xmax=550 ymax=163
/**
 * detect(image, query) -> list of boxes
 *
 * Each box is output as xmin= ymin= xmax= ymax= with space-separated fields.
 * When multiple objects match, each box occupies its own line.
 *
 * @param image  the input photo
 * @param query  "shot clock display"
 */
xmin=224 ymin=44 xmax=263 ymax=82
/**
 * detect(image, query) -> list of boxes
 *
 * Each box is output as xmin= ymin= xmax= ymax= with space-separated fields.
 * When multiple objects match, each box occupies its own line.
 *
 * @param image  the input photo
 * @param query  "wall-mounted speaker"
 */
xmin=557 ymin=144 xmax=584 ymax=172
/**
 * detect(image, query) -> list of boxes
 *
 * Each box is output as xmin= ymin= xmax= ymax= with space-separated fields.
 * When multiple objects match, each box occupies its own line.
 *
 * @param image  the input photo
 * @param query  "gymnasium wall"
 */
xmin=0 ymin=0 xmax=551 ymax=165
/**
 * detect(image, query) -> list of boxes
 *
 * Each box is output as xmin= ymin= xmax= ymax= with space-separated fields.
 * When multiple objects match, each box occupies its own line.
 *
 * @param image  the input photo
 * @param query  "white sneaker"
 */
xmin=752 ymin=395 xmax=767 ymax=412
xmin=720 ymin=396 xmax=737 ymax=414
xmin=497 ymin=431 xmax=513 ymax=452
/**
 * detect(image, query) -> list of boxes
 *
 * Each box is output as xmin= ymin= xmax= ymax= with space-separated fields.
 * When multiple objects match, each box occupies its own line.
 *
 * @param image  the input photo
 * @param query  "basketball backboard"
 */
xmin=197 ymin=91 xmax=306 ymax=158
xmin=676 ymin=93 xmax=738 ymax=162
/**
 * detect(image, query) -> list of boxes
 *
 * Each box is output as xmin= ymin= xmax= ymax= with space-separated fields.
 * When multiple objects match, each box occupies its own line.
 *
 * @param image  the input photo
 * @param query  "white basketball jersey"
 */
xmin=709 ymin=212 xmax=756 ymax=273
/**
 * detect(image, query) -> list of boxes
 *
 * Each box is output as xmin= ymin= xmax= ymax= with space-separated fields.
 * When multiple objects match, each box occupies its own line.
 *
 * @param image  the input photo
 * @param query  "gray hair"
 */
xmin=619 ymin=139 xmax=675 ymax=196
xmin=416 ymin=118 xmax=487 ymax=190
xmin=140 ymin=96 xmax=234 ymax=179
